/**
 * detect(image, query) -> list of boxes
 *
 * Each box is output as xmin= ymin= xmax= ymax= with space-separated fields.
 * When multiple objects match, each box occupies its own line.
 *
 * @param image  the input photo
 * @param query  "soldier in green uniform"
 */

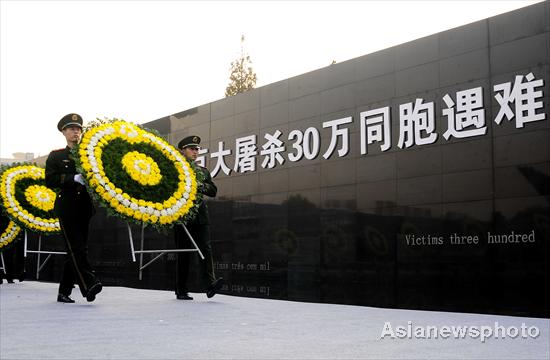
xmin=45 ymin=113 xmax=102 ymax=303
xmin=174 ymin=135 xmax=224 ymax=300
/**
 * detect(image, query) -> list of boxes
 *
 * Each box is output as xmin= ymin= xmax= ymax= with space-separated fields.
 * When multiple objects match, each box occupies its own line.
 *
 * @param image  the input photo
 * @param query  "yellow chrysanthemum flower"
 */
xmin=76 ymin=120 xmax=200 ymax=227
xmin=0 ymin=165 xmax=60 ymax=234
xmin=24 ymin=184 xmax=56 ymax=212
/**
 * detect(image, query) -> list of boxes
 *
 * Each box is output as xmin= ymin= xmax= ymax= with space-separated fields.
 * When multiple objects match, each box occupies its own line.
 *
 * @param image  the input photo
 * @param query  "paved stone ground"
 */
xmin=0 ymin=281 xmax=548 ymax=359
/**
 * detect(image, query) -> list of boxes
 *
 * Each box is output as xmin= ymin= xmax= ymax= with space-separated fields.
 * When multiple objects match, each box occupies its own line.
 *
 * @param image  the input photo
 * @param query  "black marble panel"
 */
xmin=25 ymin=2 xmax=550 ymax=318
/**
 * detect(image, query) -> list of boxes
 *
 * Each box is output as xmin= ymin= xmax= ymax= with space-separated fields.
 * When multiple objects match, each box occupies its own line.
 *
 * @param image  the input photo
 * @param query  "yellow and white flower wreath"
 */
xmin=0 ymin=218 xmax=21 ymax=250
xmin=0 ymin=165 xmax=61 ymax=234
xmin=76 ymin=121 xmax=200 ymax=227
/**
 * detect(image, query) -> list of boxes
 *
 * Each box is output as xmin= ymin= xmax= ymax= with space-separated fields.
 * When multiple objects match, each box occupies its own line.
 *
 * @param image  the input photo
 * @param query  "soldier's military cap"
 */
xmin=57 ymin=113 xmax=83 ymax=131
xmin=178 ymin=135 xmax=201 ymax=149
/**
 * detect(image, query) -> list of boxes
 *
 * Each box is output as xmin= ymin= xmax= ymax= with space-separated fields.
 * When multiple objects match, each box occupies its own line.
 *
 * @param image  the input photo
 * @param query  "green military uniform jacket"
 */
xmin=45 ymin=146 xmax=94 ymax=218
xmin=192 ymin=166 xmax=217 ymax=225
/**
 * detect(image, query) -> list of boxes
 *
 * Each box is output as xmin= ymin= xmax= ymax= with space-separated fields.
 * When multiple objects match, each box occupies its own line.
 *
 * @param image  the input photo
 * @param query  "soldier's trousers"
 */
xmin=1 ymin=240 xmax=25 ymax=281
xmin=58 ymin=215 xmax=99 ymax=297
xmin=1 ymin=247 xmax=15 ymax=281
xmin=174 ymin=223 xmax=216 ymax=295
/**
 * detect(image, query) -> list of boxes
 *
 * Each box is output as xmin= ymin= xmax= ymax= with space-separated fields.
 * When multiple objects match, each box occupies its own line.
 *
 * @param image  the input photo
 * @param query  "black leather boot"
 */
xmin=176 ymin=293 xmax=193 ymax=300
xmin=57 ymin=294 xmax=75 ymax=303
xmin=206 ymin=278 xmax=225 ymax=298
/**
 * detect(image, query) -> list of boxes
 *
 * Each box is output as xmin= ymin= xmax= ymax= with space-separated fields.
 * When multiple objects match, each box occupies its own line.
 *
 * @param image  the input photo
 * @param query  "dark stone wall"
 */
xmin=24 ymin=2 xmax=550 ymax=317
